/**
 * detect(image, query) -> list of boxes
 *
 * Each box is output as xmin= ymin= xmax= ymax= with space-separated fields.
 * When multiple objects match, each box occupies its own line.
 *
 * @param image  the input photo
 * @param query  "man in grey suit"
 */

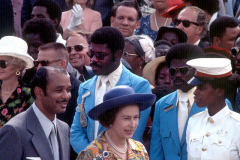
xmin=0 ymin=66 xmax=71 ymax=160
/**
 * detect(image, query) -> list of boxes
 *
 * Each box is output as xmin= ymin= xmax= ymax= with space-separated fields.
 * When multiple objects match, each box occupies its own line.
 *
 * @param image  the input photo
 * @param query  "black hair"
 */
xmin=182 ymin=0 xmax=219 ymax=15
xmin=154 ymin=40 xmax=173 ymax=48
xmin=33 ymin=0 xmax=62 ymax=28
xmin=91 ymin=26 xmax=124 ymax=54
xmin=112 ymin=0 xmax=142 ymax=20
xmin=22 ymin=18 xmax=57 ymax=43
xmin=210 ymin=16 xmax=239 ymax=42
xmin=197 ymin=73 xmax=240 ymax=98
xmin=155 ymin=62 xmax=168 ymax=86
xmin=166 ymin=43 xmax=204 ymax=68
xmin=30 ymin=66 xmax=68 ymax=99
xmin=99 ymin=105 xmax=140 ymax=128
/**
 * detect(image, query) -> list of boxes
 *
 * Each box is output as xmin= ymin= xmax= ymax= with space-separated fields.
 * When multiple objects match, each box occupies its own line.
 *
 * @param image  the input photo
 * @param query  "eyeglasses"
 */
xmin=33 ymin=59 xmax=61 ymax=67
xmin=231 ymin=47 xmax=240 ymax=57
xmin=86 ymin=50 xmax=111 ymax=60
xmin=0 ymin=60 xmax=10 ymax=68
xmin=66 ymin=44 xmax=86 ymax=53
xmin=168 ymin=66 xmax=193 ymax=77
xmin=173 ymin=18 xmax=200 ymax=28
xmin=123 ymin=51 xmax=139 ymax=57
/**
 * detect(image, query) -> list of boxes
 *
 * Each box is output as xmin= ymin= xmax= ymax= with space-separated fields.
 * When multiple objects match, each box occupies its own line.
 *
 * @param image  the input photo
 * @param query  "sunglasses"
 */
xmin=0 ymin=60 xmax=10 ymax=68
xmin=173 ymin=18 xmax=200 ymax=28
xmin=86 ymin=51 xmax=111 ymax=60
xmin=231 ymin=47 xmax=240 ymax=57
xmin=33 ymin=59 xmax=61 ymax=67
xmin=168 ymin=66 xmax=193 ymax=77
xmin=66 ymin=44 xmax=86 ymax=53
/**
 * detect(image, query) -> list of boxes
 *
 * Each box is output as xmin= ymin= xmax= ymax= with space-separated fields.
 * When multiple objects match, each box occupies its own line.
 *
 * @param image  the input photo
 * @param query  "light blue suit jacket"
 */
xmin=225 ymin=0 xmax=240 ymax=17
xmin=150 ymin=90 xmax=232 ymax=160
xmin=70 ymin=66 xmax=152 ymax=153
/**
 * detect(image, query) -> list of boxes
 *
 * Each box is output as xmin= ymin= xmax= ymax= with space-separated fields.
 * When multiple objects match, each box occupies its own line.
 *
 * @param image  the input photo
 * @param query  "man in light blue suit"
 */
xmin=150 ymin=44 xmax=208 ymax=160
xmin=70 ymin=26 xmax=152 ymax=154
xmin=150 ymin=43 xmax=233 ymax=160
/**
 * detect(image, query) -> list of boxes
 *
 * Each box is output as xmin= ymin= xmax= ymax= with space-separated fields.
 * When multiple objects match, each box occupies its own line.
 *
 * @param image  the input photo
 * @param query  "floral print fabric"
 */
xmin=77 ymin=131 xmax=149 ymax=160
xmin=135 ymin=14 xmax=158 ymax=41
xmin=0 ymin=80 xmax=33 ymax=127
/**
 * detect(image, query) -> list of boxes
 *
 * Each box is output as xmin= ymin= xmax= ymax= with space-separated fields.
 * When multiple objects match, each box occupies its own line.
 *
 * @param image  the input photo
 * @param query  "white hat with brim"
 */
xmin=0 ymin=36 xmax=34 ymax=69
xmin=187 ymin=58 xmax=232 ymax=85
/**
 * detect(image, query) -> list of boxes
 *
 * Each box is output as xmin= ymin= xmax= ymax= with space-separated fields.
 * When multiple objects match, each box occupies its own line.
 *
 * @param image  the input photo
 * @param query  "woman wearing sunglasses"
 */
xmin=61 ymin=0 xmax=102 ymax=32
xmin=77 ymin=85 xmax=156 ymax=160
xmin=0 ymin=36 xmax=34 ymax=128
xmin=186 ymin=58 xmax=240 ymax=160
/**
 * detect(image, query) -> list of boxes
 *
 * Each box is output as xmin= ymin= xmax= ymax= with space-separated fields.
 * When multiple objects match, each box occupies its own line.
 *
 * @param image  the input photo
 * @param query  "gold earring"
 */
xmin=16 ymin=71 xmax=20 ymax=76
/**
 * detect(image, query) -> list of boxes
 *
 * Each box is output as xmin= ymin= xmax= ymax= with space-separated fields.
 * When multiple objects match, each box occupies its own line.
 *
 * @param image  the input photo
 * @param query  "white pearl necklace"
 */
xmin=154 ymin=12 xmax=169 ymax=30
xmin=105 ymin=131 xmax=128 ymax=154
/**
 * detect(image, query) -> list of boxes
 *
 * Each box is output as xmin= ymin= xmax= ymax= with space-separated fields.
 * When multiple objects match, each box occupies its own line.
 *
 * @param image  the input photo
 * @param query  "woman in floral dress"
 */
xmin=77 ymin=85 xmax=156 ymax=160
xmin=0 ymin=36 xmax=34 ymax=127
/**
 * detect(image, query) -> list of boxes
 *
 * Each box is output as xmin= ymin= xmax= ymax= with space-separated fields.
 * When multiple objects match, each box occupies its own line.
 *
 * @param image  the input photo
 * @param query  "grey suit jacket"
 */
xmin=0 ymin=106 xmax=70 ymax=160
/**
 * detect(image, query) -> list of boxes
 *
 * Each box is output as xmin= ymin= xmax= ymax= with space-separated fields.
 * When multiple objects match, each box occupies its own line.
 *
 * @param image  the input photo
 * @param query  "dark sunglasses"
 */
xmin=168 ymin=66 xmax=193 ymax=77
xmin=0 ymin=60 xmax=10 ymax=68
xmin=173 ymin=18 xmax=200 ymax=28
xmin=33 ymin=59 xmax=61 ymax=67
xmin=231 ymin=47 xmax=240 ymax=57
xmin=66 ymin=44 xmax=85 ymax=53
xmin=86 ymin=51 xmax=111 ymax=60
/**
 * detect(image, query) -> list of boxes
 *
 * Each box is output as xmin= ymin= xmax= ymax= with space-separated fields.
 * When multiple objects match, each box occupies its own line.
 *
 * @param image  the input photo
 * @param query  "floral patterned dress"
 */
xmin=0 ymin=80 xmax=34 ymax=127
xmin=135 ymin=14 xmax=158 ymax=41
xmin=77 ymin=131 xmax=149 ymax=160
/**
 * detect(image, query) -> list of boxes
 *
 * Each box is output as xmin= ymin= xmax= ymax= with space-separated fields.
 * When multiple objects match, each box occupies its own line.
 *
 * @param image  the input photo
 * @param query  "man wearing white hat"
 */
xmin=186 ymin=58 xmax=240 ymax=160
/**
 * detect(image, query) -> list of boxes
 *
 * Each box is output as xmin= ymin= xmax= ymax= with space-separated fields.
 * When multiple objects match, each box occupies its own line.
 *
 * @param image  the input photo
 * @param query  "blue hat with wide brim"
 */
xmin=88 ymin=85 xmax=156 ymax=120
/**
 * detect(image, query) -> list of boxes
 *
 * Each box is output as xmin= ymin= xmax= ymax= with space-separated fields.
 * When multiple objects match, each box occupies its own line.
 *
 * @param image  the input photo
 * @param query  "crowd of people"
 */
xmin=0 ymin=0 xmax=240 ymax=160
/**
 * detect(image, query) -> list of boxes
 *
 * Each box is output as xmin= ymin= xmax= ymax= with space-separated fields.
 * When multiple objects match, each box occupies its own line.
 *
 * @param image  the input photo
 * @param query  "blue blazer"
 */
xmin=70 ymin=66 xmax=152 ymax=153
xmin=150 ymin=90 xmax=232 ymax=160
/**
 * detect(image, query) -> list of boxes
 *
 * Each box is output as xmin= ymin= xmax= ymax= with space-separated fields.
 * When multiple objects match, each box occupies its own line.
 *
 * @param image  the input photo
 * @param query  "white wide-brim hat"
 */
xmin=0 ymin=36 xmax=34 ymax=69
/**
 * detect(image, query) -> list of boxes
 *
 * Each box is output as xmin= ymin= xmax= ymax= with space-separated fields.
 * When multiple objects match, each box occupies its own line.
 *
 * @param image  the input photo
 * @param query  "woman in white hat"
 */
xmin=186 ymin=58 xmax=240 ymax=160
xmin=0 ymin=36 xmax=34 ymax=127
xmin=77 ymin=85 xmax=156 ymax=160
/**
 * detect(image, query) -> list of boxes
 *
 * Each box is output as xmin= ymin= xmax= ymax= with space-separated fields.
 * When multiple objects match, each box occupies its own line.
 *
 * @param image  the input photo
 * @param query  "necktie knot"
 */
xmin=179 ymin=92 xmax=188 ymax=102
xmin=101 ymin=76 xmax=108 ymax=84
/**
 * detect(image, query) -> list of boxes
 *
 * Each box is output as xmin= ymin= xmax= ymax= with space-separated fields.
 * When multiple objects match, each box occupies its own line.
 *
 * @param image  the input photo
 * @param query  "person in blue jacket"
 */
xmin=70 ymin=26 xmax=152 ymax=154
xmin=150 ymin=43 xmax=233 ymax=160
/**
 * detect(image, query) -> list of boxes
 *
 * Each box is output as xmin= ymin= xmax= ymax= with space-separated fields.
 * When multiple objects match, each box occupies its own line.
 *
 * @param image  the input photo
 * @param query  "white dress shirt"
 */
xmin=186 ymin=105 xmax=240 ymax=160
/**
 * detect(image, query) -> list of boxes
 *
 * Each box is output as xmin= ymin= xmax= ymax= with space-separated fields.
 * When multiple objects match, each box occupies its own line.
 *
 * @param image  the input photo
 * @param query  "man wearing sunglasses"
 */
xmin=150 ymin=43 xmax=205 ymax=160
xmin=174 ymin=6 xmax=208 ymax=48
xmin=70 ymin=26 xmax=152 ymax=153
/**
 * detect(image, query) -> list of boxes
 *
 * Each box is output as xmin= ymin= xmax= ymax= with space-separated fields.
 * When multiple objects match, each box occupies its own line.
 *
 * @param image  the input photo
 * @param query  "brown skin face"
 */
xmin=89 ymin=43 xmax=121 ymax=75
xmin=169 ymin=59 xmax=195 ymax=92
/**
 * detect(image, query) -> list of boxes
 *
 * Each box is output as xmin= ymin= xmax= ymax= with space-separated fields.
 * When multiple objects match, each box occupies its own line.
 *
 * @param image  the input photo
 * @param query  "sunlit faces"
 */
xmin=89 ymin=43 xmax=118 ymax=75
xmin=122 ymin=42 xmax=143 ymax=72
xmin=176 ymin=9 xmax=201 ymax=44
xmin=0 ymin=56 xmax=20 ymax=81
xmin=25 ymin=33 xmax=44 ymax=60
xmin=169 ymin=59 xmax=195 ymax=92
xmin=218 ymin=26 xmax=240 ymax=51
xmin=111 ymin=6 xmax=140 ymax=37
xmin=107 ymin=105 xmax=140 ymax=140
xmin=37 ymin=49 xmax=63 ymax=70
xmin=193 ymin=83 xmax=219 ymax=108
xmin=66 ymin=35 xmax=90 ymax=69
xmin=40 ymin=71 xmax=71 ymax=119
